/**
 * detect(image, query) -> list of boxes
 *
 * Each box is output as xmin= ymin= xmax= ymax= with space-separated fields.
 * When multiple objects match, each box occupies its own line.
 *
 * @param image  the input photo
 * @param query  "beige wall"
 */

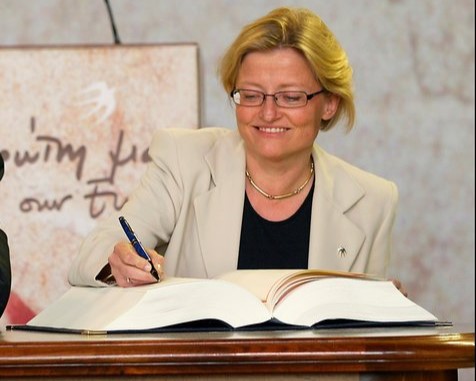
xmin=0 ymin=0 xmax=474 ymax=372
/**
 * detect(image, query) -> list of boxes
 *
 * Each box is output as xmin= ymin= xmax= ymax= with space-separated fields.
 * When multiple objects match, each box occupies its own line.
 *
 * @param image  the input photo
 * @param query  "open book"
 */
xmin=19 ymin=269 xmax=439 ymax=334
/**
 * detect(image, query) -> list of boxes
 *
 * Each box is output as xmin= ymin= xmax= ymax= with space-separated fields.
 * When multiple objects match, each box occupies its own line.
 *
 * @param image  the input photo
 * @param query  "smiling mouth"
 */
xmin=257 ymin=127 xmax=289 ymax=133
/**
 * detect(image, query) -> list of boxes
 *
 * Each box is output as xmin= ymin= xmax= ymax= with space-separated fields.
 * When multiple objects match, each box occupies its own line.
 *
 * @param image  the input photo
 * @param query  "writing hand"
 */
xmin=108 ymin=241 xmax=165 ymax=287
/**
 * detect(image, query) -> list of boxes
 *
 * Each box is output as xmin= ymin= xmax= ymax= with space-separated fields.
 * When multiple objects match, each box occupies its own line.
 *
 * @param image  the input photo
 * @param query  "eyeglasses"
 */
xmin=230 ymin=88 xmax=326 ymax=108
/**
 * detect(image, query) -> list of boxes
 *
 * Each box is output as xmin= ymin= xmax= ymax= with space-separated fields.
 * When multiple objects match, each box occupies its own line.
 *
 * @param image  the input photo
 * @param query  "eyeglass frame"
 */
xmin=230 ymin=88 xmax=327 ymax=108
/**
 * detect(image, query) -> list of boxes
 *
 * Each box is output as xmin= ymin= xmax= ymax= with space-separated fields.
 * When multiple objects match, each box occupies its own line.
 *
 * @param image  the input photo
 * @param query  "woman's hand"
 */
xmin=108 ymin=241 xmax=165 ymax=287
xmin=390 ymin=278 xmax=408 ymax=297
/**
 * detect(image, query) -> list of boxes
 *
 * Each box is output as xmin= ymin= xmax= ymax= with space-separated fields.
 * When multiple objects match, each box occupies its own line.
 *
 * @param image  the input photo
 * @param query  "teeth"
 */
xmin=259 ymin=127 xmax=287 ymax=133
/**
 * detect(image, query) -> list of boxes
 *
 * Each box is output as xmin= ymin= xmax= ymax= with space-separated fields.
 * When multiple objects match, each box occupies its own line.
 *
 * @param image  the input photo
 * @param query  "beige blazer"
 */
xmin=68 ymin=127 xmax=398 ymax=287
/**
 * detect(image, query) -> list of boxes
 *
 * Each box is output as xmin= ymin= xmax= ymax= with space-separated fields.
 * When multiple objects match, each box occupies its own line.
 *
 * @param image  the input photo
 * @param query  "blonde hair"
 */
xmin=219 ymin=7 xmax=355 ymax=131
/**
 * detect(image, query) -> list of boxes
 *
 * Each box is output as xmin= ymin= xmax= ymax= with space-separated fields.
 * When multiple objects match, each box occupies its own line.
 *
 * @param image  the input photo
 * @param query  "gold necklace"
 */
xmin=245 ymin=160 xmax=314 ymax=200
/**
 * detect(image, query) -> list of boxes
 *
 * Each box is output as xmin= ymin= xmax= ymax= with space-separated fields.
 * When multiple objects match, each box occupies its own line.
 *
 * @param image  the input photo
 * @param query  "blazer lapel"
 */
xmin=309 ymin=146 xmax=366 ymax=271
xmin=194 ymin=131 xmax=246 ymax=278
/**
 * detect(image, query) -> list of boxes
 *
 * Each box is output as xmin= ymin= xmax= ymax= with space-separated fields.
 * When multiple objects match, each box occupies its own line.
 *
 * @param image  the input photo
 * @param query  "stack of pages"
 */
xmin=16 ymin=269 xmax=440 ymax=334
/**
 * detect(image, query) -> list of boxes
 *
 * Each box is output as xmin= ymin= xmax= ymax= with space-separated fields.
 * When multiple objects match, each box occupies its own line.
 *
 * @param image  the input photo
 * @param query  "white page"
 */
xmin=217 ymin=269 xmax=298 ymax=302
xmin=273 ymin=278 xmax=437 ymax=326
xmin=27 ymin=286 xmax=145 ymax=331
xmin=28 ymin=277 xmax=271 ymax=331
xmin=105 ymin=279 xmax=271 ymax=330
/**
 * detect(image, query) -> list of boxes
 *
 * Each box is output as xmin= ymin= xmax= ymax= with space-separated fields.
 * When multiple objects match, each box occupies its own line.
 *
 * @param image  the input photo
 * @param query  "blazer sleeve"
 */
xmin=68 ymin=129 xmax=185 ymax=287
xmin=366 ymin=179 xmax=399 ymax=277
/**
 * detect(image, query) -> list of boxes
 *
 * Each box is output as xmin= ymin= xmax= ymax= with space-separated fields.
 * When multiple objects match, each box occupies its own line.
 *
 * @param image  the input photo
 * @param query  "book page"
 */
xmin=106 ymin=278 xmax=271 ymax=330
xmin=217 ymin=270 xmax=299 ymax=302
xmin=265 ymin=269 xmax=373 ymax=309
xmin=27 ymin=286 xmax=149 ymax=331
xmin=27 ymin=278 xmax=200 ymax=331
xmin=217 ymin=269 xmax=373 ymax=309
xmin=27 ymin=277 xmax=272 ymax=332
xmin=272 ymin=278 xmax=438 ymax=327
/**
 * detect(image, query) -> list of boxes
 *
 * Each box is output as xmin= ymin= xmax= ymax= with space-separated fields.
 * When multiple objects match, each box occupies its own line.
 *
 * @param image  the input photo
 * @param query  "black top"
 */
xmin=238 ymin=181 xmax=314 ymax=269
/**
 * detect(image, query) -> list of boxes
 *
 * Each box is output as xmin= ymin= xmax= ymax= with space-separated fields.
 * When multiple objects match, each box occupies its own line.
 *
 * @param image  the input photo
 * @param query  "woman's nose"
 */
xmin=259 ymin=96 xmax=280 ymax=120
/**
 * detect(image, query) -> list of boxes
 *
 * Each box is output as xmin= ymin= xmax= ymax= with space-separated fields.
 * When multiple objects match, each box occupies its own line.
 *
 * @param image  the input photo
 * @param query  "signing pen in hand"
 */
xmin=119 ymin=216 xmax=160 ymax=282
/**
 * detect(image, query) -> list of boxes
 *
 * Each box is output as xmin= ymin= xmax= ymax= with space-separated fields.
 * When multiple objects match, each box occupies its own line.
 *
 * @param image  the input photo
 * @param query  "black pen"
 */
xmin=118 ymin=216 xmax=160 ymax=282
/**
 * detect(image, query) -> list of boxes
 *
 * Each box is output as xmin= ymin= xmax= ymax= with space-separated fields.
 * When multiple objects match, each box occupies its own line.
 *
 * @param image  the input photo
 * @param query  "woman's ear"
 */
xmin=322 ymin=93 xmax=340 ymax=121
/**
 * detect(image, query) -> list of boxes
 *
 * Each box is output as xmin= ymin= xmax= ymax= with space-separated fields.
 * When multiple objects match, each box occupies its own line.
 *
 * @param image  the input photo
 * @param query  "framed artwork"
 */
xmin=0 ymin=44 xmax=199 ymax=325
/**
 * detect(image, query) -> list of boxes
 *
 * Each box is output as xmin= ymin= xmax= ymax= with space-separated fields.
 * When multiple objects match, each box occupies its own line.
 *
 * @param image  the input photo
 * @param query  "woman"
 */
xmin=69 ymin=7 xmax=401 ymax=292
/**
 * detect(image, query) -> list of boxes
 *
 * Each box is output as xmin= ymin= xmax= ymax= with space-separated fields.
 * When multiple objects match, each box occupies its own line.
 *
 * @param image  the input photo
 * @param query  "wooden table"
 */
xmin=0 ymin=323 xmax=474 ymax=380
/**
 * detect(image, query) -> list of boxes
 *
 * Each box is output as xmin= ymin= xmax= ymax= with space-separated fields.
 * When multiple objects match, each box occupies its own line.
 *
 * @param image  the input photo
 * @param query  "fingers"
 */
xmin=147 ymin=249 xmax=166 ymax=281
xmin=109 ymin=241 xmax=165 ymax=287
